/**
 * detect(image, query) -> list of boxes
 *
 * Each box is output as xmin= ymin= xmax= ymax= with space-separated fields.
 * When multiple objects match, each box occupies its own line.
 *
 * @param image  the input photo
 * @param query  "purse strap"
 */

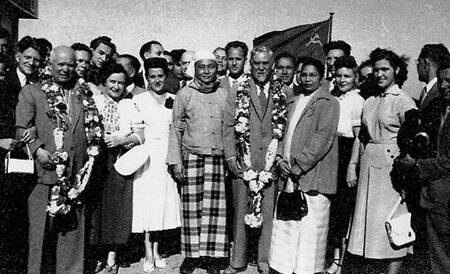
xmin=386 ymin=196 xmax=403 ymax=221
xmin=25 ymin=144 xmax=33 ymax=160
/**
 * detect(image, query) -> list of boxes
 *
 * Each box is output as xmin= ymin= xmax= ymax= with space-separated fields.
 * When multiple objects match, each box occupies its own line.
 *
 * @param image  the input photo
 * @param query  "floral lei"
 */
xmin=42 ymin=79 xmax=104 ymax=216
xmin=234 ymin=75 xmax=288 ymax=228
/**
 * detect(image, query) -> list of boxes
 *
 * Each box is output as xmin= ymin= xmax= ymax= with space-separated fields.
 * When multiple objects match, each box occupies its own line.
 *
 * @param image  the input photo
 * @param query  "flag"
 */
xmin=253 ymin=15 xmax=332 ymax=62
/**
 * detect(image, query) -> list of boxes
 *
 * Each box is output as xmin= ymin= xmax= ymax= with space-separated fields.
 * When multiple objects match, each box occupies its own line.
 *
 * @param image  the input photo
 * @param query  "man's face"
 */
xmin=172 ymin=62 xmax=184 ymax=79
xmin=116 ymin=57 xmax=135 ymax=78
xmin=250 ymin=51 xmax=273 ymax=84
xmin=358 ymin=65 xmax=373 ymax=86
xmin=326 ymin=49 xmax=345 ymax=77
xmin=275 ymin=57 xmax=295 ymax=85
xmin=74 ymin=50 xmax=90 ymax=78
xmin=51 ymin=50 xmax=76 ymax=84
xmin=181 ymin=51 xmax=195 ymax=73
xmin=147 ymin=68 xmax=166 ymax=94
xmin=0 ymin=63 xmax=6 ymax=82
xmin=164 ymin=54 xmax=174 ymax=72
xmin=227 ymin=47 xmax=246 ymax=78
xmin=0 ymin=38 xmax=10 ymax=55
xmin=416 ymin=58 xmax=428 ymax=83
xmin=91 ymin=42 xmax=113 ymax=68
xmin=144 ymin=44 xmax=164 ymax=59
xmin=439 ymin=68 xmax=450 ymax=100
xmin=16 ymin=47 xmax=42 ymax=76
xmin=374 ymin=59 xmax=397 ymax=90
xmin=214 ymin=49 xmax=227 ymax=74
xmin=195 ymin=59 xmax=217 ymax=85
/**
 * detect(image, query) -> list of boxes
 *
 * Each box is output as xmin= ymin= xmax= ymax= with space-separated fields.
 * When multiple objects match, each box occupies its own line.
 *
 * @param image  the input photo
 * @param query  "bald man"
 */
xmin=16 ymin=46 xmax=91 ymax=274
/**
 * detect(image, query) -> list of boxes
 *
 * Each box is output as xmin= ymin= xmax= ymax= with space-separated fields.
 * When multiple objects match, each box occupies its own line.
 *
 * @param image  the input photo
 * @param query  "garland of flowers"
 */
xmin=234 ymin=76 xmax=288 ymax=228
xmin=43 ymin=80 xmax=104 ymax=216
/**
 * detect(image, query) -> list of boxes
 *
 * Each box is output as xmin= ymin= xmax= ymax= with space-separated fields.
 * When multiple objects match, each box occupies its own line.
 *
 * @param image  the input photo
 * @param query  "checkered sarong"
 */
xmin=181 ymin=153 xmax=229 ymax=258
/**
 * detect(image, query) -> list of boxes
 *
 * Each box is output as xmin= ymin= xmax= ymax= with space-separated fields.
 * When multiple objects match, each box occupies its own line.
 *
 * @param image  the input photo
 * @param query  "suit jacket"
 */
xmin=417 ymin=107 xmax=450 ymax=217
xmin=282 ymin=85 xmax=340 ymax=194
xmin=223 ymin=77 xmax=291 ymax=171
xmin=15 ymin=83 xmax=88 ymax=185
xmin=3 ymin=69 xmax=22 ymax=101
xmin=418 ymin=82 xmax=441 ymax=156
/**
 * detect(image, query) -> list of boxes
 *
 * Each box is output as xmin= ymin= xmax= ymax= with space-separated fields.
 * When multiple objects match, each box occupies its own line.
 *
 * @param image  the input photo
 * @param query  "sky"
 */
xmin=19 ymin=0 xmax=450 ymax=97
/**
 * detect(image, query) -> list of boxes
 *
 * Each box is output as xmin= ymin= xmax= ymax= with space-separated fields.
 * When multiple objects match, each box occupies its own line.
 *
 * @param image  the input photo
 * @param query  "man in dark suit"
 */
xmin=397 ymin=64 xmax=450 ymax=274
xmin=16 ymin=46 xmax=90 ymax=274
xmin=223 ymin=45 xmax=290 ymax=274
xmin=4 ymin=36 xmax=45 ymax=100
xmin=220 ymin=41 xmax=248 ymax=93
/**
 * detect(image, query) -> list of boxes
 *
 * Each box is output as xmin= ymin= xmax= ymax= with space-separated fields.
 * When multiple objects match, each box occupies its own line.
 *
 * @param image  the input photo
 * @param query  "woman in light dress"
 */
xmin=132 ymin=58 xmax=181 ymax=273
xmin=347 ymin=48 xmax=416 ymax=274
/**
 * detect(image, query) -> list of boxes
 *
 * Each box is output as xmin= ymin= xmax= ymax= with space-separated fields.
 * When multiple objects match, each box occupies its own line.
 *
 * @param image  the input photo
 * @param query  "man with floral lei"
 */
xmin=223 ymin=45 xmax=290 ymax=274
xmin=16 ymin=46 xmax=102 ymax=274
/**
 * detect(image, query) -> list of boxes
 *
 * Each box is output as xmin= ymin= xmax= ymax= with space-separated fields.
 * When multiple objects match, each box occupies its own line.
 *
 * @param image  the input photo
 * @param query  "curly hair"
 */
xmin=370 ymin=48 xmax=408 ymax=88
xmin=300 ymin=57 xmax=325 ymax=79
xmin=16 ymin=36 xmax=47 ymax=58
xmin=71 ymin=42 xmax=92 ymax=56
xmin=99 ymin=61 xmax=130 ymax=86
xmin=90 ymin=36 xmax=116 ymax=54
xmin=323 ymin=40 xmax=351 ymax=56
xmin=334 ymin=55 xmax=358 ymax=72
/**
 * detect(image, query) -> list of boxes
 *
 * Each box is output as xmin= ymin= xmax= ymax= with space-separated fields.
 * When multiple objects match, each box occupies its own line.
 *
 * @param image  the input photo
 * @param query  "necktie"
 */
xmin=258 ymin=85 xmax=267 ymax=110
xmin=419 ymin=86 xmax=427 ymax=104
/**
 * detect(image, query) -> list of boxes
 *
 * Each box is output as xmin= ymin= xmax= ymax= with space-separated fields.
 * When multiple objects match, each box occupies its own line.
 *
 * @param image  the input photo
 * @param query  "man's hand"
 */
xmin=0 ymin=138 xmax=19 ymax=151
xmin=226 ymin=157 xmax=242 ymax=178
xmin=168 ymin=163 xmax=185 ymax=183
xmin=277 ymin=159 xmax=291 ymax=179
xmin=173 ymin=120 xmax=187 ymax=132
xmin=22 ymin=127 xmax=37 ymax=143
xmin=36 ymin=147 xmax=56 ymax=170
xmin=346 ymin=163 xmax=358 ymax=187
xmin=104 ymin=133 xmax=123 ymax=148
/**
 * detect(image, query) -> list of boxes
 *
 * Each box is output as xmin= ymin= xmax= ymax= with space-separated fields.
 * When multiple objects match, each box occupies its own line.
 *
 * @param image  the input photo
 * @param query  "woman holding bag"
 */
xmin=89 ymin=62 xmax=144 ymax=274
xmin=132 ymin=58 xmax=180 ymax=273
xmin=347 ymin=48 xmax=416 ymax=274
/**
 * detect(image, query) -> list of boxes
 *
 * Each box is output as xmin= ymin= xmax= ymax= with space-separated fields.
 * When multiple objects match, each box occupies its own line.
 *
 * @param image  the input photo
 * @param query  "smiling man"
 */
xmin=167 ymin=50 xmax=229 ymax=274
xmin=16 ymin=46 xmax=91 ymax=274
xmin=213 ymin=47 xmax=228 ymax=78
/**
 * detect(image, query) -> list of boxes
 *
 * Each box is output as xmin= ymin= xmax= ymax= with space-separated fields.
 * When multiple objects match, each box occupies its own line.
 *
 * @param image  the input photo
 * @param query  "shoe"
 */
xmin=224 ymin=265 xmax=247 ymax=274
xmin=155 ymin=257 xmax=168 ymax=268
xmin=143 ymin=259 xmax=155 ymax=273
xmin=104 ymin=263 xmax=119 ymax=274
xmin=93 ymin=260 xmax=104 ymax=273
xmin=324 ymin=258 xmax=341 ymax=274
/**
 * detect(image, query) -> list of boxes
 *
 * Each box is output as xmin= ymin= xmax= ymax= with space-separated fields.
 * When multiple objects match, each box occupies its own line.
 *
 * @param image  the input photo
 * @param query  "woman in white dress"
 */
xmin=132 ymin=58 xmax=181 ymax=273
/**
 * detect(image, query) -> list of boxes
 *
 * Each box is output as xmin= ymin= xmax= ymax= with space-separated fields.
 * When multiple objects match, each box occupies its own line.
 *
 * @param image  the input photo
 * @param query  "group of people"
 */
xmin=0 ymin=26 xmax=449 ymax=274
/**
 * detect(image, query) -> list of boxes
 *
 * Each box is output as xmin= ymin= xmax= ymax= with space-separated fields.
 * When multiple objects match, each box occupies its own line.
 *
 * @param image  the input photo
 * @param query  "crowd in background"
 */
xmin=0 ymin=26 xmax=449 ymax=274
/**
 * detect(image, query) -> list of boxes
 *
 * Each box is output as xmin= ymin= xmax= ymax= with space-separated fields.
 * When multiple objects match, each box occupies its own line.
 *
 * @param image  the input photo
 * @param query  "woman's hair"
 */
xmin=99 ymin=61 xmax=129 ymax=86
xmin=369 ymin=48 xmax=408 ymax=88
xmin=300 ymin=57 xmax=325 ymax=79
xmin=334 ymin=56 xmax=358 ymax=72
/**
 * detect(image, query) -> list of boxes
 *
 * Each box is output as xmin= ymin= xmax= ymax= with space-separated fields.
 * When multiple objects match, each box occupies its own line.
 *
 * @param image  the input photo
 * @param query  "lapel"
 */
xmin=220 ymin=76 xmax=231 ymax=92
xmin=420 ymin=82 xmax=439 ymax=111
xmin=296 ymin=85 xmax=329 ymax=127
xmin=248 ymin=78 xmax=264 ymax=120
xmin=70 ymin=93 xmax=83 ymax=134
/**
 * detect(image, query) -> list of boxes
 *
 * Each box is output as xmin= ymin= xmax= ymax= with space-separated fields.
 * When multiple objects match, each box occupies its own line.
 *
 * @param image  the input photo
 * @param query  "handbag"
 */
xmin=114 ymin=144 xmax=150 ymax=176
xmin=4 ymin=144 xmax=34 ymax=174
xmin=276 ymin=190 xmax=308 ymax=221
xmin=385 ymin=196 xmax=416 ymax=247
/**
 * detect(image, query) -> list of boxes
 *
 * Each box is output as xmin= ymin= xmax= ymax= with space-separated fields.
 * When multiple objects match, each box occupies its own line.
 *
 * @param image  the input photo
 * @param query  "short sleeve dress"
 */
xmin=348 ymin=84 xmax=416 ymax=258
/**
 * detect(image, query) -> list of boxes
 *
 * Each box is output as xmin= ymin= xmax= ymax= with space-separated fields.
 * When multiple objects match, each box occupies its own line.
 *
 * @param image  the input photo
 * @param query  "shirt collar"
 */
xmin=384 ymin=84 xmax=401 ymax=96
xmin=126 ymin=83 xmax=136 ymax=94
xmin=425 ymin=77 xmax=438 ymax=93
xmin=228 ymin=74 xmax=246 ymax=86
xmin=16 ymin=67 xmax=27 ymax=87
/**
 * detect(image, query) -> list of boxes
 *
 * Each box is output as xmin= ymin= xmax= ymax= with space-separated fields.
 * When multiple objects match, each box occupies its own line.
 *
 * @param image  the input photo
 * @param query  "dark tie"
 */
xmin=419 ymin=86 xmax=427 ymax=105
xmin=258 ymin=85 xmax=267 ymax=110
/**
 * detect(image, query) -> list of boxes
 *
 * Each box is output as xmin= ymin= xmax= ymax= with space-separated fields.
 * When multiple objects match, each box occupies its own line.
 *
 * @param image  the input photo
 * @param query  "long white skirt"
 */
xmin=269 ymin=193 xmax=330 ymax=274
xmin=132 ymin=138 xmax=181 ymax=232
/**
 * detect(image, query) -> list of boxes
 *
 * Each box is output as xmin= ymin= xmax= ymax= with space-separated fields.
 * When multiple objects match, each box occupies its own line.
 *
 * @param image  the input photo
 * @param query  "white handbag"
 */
xmin=385 ymin=196 xmax=416 ymax=247
xmin=114 ymin=144 xmax=150 ymax=176
xmin=4 ymin=144 xmax=35 ymax=174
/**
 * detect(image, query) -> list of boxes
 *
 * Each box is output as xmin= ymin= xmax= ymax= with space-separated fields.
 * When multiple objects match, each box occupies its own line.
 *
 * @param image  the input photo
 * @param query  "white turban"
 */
xmin=194 ymin=49 xmax=217 ymax=63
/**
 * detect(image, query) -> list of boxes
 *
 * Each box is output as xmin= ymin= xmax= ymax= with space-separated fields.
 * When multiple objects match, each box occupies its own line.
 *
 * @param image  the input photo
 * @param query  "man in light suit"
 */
xmin=223 ymin=45 xmax=290 ymax=274
xmin=16 ymin=46 xmax=89 ymax=274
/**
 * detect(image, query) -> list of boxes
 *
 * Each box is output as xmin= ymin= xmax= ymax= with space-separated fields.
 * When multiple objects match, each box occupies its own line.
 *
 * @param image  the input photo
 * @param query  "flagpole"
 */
xmin=328 ymin=12 xmax=334 ymax=43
